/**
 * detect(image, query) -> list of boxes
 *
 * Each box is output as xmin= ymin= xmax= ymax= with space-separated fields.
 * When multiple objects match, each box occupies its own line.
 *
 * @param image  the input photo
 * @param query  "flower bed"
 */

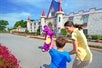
xmin=0 ymin=43 xmax=20 ymax=68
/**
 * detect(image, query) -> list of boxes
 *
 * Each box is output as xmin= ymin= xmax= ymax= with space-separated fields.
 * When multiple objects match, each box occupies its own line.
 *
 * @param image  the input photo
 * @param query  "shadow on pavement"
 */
xmin=38 ymin=46 xmax=43 ymax=49
xmin=43 ymin=64 xmax=49 ymax=68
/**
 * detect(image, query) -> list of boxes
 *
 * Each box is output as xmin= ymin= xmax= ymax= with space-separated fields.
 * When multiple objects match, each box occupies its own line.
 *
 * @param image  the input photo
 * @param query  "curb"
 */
xmin=89 ymin=45 xmax=102 ymax=49
xmin=11 ymin=33 xmax=102 ymax=50
xmin=90 ymin=47 xmax=102 ymax=52
xmin=30 ymin=36 xmax=102 ymax=49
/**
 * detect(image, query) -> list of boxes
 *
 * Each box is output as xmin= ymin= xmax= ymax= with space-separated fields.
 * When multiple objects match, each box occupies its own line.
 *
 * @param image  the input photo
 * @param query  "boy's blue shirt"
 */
xmin=49 ymin=48 xmax=72 ymax=68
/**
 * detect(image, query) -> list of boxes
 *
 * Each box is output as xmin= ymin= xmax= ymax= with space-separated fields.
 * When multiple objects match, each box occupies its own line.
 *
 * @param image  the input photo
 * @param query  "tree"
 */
xmin=14 ymin=20 xmax=27 ymax=28
xmin=0 ymin=20 xmax=9 ymax=31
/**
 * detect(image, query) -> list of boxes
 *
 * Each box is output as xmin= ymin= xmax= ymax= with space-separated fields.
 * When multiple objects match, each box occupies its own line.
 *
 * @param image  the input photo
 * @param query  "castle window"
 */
xmin=69 ymin=17 xmax=73 ymax=22
xmin=51 ymin=12 xmax=55 ymax=17
xmin=59 ymin=17 xmax=61 ymax=22
xmin=82 ymin=15 xmax=89 ymax=23
xmin=34 ymin=23 xmax=36 ymax=25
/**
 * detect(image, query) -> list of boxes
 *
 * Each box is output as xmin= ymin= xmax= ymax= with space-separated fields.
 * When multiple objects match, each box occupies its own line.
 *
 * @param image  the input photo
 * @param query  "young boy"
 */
xmin=49 ymin=36 xmax=72 ymax=68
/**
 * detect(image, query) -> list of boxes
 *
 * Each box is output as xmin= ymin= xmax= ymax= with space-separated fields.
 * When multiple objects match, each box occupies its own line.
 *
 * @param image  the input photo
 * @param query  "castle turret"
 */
xmin=56 ymin=0 xmax=64 ymax=29
xmin=40 ymin=10 xmax=46 ymax=30
xmin=27 ymin=16 xmax=31 ymax=32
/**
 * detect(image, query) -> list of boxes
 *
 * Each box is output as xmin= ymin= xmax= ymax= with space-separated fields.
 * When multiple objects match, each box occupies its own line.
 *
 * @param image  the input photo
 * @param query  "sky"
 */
xmin=0 ymin=0 xmax=102 ymax=28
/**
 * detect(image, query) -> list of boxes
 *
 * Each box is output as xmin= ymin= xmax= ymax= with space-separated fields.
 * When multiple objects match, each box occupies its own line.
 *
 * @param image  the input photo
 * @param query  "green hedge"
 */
xmin=91 ymin=35 xmax=102 ymax=40
xmin=61 ymin=28 xmax=67 ymax=36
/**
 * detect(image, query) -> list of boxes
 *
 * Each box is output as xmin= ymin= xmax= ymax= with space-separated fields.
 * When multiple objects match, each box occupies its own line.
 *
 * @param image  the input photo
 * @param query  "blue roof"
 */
xmin=53 ymin=0 xmax=59 ymax=11
xmin=47 ymin=0 xmax=59 ymax=17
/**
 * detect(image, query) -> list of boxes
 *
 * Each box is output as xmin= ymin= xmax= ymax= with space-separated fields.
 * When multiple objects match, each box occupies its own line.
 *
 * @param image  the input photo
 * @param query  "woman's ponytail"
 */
xmin=74 ymin=24 xmax=83 ymax=30
xmin=64 ymin=21 xmax=83 ymax=30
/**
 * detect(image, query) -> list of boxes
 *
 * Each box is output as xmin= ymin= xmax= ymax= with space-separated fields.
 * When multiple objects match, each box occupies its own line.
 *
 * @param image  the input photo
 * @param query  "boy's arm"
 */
xmin=66 ymin=52 xmax=72 ymax=62
xmin=49 ymin=39 xmax=55 ymax=49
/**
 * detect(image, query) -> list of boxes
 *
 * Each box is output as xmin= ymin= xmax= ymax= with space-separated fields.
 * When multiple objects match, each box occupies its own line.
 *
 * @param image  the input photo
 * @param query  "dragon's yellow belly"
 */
xmin=45 ymin=35 xmax=51 ymax=44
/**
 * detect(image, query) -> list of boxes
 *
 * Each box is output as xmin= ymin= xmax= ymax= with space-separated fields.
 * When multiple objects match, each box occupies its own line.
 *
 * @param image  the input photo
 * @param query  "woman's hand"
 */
xmin=70 ymin=39 xmax=78 ymax=55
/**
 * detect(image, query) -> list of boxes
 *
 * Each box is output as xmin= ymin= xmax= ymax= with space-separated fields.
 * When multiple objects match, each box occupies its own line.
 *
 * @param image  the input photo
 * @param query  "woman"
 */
xmin=64 ymin=21 xmax=92 ymax=68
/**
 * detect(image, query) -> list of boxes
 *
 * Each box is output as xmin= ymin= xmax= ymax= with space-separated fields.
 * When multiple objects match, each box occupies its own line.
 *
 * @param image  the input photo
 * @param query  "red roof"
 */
xmin=58 ymin=0 xmax=62 ymax=11
xmin=28 ymin=16 xmax=30 ymax=20
xmin=42 ymin=10 xmax=45 ymax=16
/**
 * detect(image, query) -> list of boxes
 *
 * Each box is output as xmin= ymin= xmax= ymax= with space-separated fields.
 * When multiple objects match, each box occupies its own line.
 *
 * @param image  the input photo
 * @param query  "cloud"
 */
xmin=0 ymin=12 xmax=31 ymax=27
xmin=62 ymin=0 xmax=102 ymax=14
xmin=20 ymin=12 xmax=31 ymax=17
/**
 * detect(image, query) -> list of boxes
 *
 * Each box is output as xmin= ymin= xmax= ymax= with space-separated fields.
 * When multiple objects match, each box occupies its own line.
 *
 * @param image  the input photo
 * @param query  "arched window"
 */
xmin=59 ymin=17 xmax=61 ymax=22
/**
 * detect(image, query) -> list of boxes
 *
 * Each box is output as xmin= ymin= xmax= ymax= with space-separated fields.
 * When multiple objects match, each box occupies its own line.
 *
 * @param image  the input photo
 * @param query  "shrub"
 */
xmin=61 ymin=28 xmax=67 ymax=36
xmin=25 ymin=29 xmax=29 ymax=34
xmin=91 ymin=35 xmax=101 ymax=40
xmin=37 ymin=29 xmax=40 ymax=35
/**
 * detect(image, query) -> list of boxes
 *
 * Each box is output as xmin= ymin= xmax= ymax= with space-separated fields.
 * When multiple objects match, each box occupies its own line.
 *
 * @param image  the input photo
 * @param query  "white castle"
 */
xmin=27 ymin=0 xmax=102 ymax=35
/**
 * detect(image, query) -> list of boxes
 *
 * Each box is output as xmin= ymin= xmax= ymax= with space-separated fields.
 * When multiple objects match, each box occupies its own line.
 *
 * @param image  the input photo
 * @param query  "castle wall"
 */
xmin=46 ymin=18 xmax=56 ymax=24
xmin=88 ymin=9 xmax=102 ymax=35
xmin=64 ymin=9 xmax=102 ymax=35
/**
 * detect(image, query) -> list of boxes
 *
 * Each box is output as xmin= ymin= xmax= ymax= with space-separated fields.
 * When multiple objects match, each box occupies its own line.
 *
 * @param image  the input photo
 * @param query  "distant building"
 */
xmin=17 ymin=26 xmax=26 ymax=32
xmin=27 ymin=16 xmax=40 ymax=33
xmin=27 ymin=0 xmax=102 ymax=35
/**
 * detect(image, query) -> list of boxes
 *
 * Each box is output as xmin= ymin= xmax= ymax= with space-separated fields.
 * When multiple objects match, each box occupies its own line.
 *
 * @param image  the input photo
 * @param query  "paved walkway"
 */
xmin=0 ymin=33 xmax=102 ymax=68
xmin=29 ymin=35 xmax=102 ymax=47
